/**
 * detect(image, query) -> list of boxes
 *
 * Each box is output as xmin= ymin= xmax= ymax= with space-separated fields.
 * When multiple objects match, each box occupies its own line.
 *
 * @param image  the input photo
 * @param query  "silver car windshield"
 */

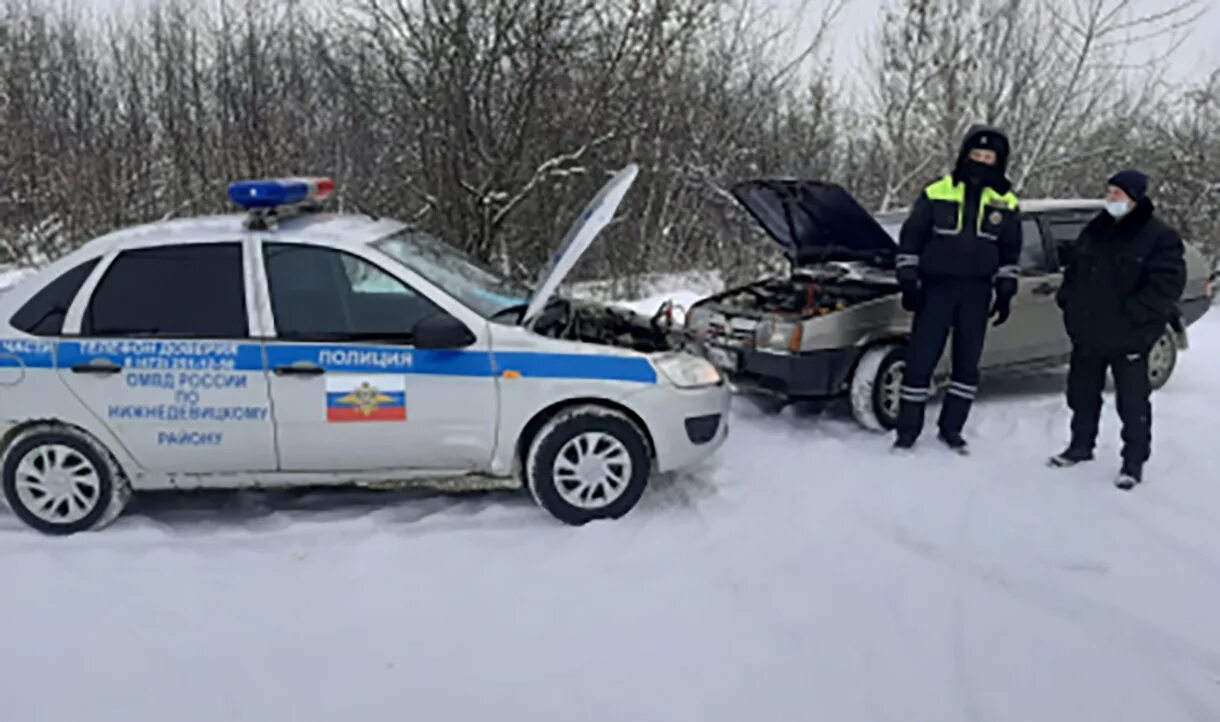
xmin=874 ymin=211 xmax=906 ymax=242
xmin=373 ymin=230 xmax=531 ymax=319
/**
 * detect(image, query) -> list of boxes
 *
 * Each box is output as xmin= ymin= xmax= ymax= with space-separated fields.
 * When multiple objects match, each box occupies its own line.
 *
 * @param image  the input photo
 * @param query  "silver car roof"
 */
xmin=1017 ymin=199 xmax=1106 ymax=212
xmin=877 ymin=198 xmax=1105 ymax=218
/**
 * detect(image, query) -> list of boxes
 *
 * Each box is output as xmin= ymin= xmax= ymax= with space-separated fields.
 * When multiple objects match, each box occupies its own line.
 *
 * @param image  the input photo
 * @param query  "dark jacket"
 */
xmin=1057 ymin=197 xmax=1186 ymax=353
xmin=897 ymin=125 xmax=1023 ymax=282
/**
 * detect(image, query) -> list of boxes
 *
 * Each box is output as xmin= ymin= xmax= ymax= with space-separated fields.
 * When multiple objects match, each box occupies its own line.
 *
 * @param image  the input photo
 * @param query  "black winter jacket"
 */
xmin=897 ymin=126 xmax=1022 ymax=281
xmin=1057 ymin=198 xmax=1186 ymax=354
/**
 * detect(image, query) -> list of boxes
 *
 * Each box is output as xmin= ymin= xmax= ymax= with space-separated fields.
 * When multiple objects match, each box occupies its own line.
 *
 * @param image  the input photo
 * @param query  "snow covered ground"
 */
xmin=3 ymin=306 xmax=1220 ymax=721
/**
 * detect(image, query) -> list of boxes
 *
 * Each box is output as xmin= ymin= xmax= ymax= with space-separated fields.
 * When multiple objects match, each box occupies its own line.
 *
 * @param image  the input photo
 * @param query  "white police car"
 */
xmin=0 ymin=165 xmax=729 ymax=534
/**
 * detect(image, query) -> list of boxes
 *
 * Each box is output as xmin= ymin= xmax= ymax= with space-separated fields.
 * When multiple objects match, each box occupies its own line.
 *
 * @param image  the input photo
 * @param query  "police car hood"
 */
xmin=730 ymin=180 xmax=896 ymax=267
xmin=523 ymin=164 xmax=640 ymax=328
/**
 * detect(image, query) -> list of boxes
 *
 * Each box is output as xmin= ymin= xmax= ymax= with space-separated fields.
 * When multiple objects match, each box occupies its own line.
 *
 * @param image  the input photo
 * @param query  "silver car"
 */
xmin=684 ymin=180 xmax=1214 ymax=430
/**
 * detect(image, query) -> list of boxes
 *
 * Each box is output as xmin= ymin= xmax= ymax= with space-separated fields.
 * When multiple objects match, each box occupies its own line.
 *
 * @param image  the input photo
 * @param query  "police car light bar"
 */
xmin=227 ymin=177 xmax=336 ymax=211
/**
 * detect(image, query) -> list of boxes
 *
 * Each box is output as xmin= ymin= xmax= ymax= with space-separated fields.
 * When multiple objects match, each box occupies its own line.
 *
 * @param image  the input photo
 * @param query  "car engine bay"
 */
xmin=528 ymin=298 xmax=680 ymax=353
xmin=696 ymin=265 xmax=897 ymax=318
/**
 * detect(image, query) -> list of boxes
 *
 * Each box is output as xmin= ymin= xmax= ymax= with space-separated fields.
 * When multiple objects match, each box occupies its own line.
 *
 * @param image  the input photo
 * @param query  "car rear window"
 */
xmin=82 ymin=243 xmax=247 ymax=338
xmin=9 ymin=258 xmax=100 ymax=337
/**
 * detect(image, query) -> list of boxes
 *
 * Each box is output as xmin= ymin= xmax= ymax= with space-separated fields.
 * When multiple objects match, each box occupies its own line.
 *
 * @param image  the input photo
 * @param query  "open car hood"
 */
xmin=730 ymin=179 xmax=896 ymax=267
xmin=522 ymin=164 xmax=639 ymax=328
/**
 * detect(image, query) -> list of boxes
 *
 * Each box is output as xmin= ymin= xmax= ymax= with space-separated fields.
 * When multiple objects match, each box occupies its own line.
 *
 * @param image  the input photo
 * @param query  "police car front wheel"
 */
xmin=2 ymin=427 xmax=131 ymax=535
xmin=525 ymin=406 xmax=651 ymax=525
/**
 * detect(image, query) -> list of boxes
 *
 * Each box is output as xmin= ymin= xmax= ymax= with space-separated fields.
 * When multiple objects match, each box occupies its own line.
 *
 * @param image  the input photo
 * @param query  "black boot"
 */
xmin=1116 ymin=462 xmax=1143 ymax=491
xmin=937 ymin=430 xmax=968 ymax=455
xmin=1049 ymin=446 xmax=1095 ymax=468
xmin=893 ymin=433 xmax=917 ymax=452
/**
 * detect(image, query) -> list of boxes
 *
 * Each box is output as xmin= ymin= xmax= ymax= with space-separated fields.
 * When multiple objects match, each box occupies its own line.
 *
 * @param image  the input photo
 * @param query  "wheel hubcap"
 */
xmin=553 ymin=432 xmax=633 ymax=510
xmin=13 ymin=444 xmax=102 ymax=524
xmin=880 ymin=361 xmax=905 ymax=420
xmin=1149 ymin=335 xmax=1173 ymax=383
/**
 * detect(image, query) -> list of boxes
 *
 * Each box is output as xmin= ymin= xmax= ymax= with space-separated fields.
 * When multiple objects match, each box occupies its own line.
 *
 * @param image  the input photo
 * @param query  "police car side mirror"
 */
xmin=414 ymin=313 xmax=476 ymax=350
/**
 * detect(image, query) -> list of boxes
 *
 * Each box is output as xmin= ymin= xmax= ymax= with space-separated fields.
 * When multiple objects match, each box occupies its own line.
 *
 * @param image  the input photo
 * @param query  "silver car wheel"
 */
xmin=13 ymin=444 xmax=103 ymax=525
xmin=552 ymin=432 xmax=633 ymax=510
xmin=1148 ymin=332 xmax=1175 ymax=387
xmin=879 ymin=360 xmax=906 ymax=422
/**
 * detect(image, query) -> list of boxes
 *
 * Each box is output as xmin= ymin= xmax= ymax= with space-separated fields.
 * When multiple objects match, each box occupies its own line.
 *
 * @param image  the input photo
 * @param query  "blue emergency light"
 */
xmin=227 ymin=177 xmax=336 ymax=210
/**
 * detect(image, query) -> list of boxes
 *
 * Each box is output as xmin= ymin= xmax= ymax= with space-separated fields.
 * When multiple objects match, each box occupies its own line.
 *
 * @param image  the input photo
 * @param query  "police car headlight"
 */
xmin=654 ymin=353 xmax=721 ymax=388
xmin=755 ymin=317 xmax=803 ymax=353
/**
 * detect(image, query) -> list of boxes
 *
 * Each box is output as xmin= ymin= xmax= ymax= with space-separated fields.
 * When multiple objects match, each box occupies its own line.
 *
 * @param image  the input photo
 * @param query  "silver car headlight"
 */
xmin=754 ymin=317 xmax=802 ymax=353
xmin=685 ymin=307 xmax=712 ymax=336
xmin=653 ymin=353 xmax=722 ymax=388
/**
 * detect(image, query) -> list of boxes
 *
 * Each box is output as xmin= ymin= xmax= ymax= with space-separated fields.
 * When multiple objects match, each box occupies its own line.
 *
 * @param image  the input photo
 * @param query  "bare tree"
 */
xmin=0 ymin=0 xmax=1212 ymax=280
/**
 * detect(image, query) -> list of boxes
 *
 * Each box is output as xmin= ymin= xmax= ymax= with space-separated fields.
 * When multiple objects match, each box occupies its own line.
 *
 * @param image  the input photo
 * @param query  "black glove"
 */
xmin=896 ymin=265 xmax=920 ymax=294
xmin=990 ymin=277 xmax=1017 ymax=327
xmin=897 ymin=266 xmax=922 ymax=312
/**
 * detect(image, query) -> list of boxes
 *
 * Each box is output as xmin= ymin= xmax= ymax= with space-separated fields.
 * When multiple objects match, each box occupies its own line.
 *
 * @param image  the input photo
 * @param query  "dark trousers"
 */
xmin=897 ymin=278 xmax=992 ymax=439
xmin=1066 ymin=347 xmax=1152 ymax=465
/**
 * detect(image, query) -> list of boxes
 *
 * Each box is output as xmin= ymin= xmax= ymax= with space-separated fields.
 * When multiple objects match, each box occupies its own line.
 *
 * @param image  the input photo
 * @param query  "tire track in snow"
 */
xmin=1139 ymin=645 xmax=1220 ymax=722
xmin=1088 ymin=491 xmax=1220 ymax=588
xmin=857 ymin=513 xmax=1220 ymax=681
xmin=951 ymin=484 xmax=988 ymax=722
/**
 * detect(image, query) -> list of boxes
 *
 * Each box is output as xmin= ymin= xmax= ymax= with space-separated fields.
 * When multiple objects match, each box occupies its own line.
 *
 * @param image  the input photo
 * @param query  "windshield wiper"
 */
xmin=490 ymin=296 xmax=568 ymax=324
xmin=490 ymin=303 xmax=530 ymax=322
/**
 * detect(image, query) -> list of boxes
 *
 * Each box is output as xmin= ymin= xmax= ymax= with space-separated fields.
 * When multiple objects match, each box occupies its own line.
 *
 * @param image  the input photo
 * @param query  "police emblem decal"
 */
xmin=326 ymin=375 xmax=407 ymax=422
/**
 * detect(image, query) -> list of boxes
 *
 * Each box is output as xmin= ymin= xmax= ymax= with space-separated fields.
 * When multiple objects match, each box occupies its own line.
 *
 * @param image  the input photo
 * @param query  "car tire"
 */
xmin=1148 ymin=328 xmax=1177 ymax=391
xmin=525 ymin=405 xmax=651 ymax=525
xmin=2 ymin=426 xmax=132 ymax=535
xmin=850 ymin=344 xmax=906 ymax=432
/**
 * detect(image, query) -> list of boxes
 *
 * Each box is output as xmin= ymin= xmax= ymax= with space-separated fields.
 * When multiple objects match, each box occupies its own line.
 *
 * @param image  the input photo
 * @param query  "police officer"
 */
xmin=1050 ymin=170 xmax=1186 ymax=490
xmin=893 ymin=125 xmax=1022 ymax=452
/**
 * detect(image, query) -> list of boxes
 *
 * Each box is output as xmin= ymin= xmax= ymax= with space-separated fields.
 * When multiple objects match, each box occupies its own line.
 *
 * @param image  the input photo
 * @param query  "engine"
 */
xmin=707 ymin=273 xmax=891 ymax=318
xmin=530 ymin=299 xmax=679 ymax=353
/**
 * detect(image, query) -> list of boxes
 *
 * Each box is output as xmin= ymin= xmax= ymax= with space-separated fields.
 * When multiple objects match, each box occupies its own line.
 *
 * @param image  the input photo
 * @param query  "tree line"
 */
xmin=1 ymin=0 xmax=1215 ymax=292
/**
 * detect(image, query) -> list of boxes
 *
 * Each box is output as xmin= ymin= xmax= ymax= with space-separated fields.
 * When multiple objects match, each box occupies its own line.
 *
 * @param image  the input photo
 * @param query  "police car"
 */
xmin=0 ymin=165 xmax=729 ymax=534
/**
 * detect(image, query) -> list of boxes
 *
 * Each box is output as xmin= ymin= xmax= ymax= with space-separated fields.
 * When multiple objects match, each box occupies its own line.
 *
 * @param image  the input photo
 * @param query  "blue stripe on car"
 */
xmin=10 ymin=340 xmax=656 ymax=384
xmin=493 ymin=351 xmax=656 ymax=383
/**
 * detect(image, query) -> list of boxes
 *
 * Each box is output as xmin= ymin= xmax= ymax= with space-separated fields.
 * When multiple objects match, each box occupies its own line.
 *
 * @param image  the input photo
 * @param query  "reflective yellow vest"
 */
xmin=924 ymin=175 xmax=1019 ymax=241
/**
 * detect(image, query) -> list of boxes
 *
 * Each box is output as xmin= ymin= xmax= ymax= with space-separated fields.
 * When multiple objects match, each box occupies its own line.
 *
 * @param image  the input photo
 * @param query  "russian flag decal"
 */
xmin=326 ymin=375 xmax=407 ymax=423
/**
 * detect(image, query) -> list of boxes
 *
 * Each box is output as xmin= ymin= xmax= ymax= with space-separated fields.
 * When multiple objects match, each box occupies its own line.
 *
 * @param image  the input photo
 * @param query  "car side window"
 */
xmin=9 ymin=258 xmax=100 ymax=336
xmin=1017 ymin=218 xmax=1049 ymax=274
xmin=83 ymin=243 xmax=247 ymax=338
xmin=263 ymin=243 xmax=441 ymax=342
xmin=1045 ymin=214 xmax=1093 ymax=268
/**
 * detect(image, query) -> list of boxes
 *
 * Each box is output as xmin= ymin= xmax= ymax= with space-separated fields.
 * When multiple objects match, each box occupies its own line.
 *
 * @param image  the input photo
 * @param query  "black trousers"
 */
xmin=1066 ymin=347 xmax=1152 ymax=465
xmin=897 ymin=279 xmax=993 ymax=439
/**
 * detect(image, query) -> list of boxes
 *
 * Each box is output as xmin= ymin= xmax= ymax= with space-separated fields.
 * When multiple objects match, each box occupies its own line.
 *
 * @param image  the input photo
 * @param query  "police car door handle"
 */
xmin=274 ymin=362 xmax=325 ymax=377
xmin=70 ymin=359 xmax=122 ymax=375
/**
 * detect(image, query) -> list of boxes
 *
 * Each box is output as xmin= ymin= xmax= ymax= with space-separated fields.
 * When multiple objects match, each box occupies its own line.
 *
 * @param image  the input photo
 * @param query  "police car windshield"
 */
xmin=373 ymin=230 xmax=531 ymax=318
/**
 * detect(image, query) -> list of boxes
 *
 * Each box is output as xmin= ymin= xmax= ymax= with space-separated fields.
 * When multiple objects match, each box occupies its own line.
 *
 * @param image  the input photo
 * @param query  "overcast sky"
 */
xmin=76 ymin=0 xmax=1220 ymax=87
xmin=771 ymin=0 xmax=1219 ymax=87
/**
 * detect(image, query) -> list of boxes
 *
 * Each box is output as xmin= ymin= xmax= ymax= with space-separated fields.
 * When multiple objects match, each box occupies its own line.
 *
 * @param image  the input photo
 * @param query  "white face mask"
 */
xmin=1105 ymin=200 xmax=1132 ymax=218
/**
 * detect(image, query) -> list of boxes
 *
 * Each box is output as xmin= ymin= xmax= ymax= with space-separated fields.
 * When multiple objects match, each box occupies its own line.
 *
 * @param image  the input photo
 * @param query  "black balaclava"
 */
xmin=953 ymin=124 xmax=1012 ymax=193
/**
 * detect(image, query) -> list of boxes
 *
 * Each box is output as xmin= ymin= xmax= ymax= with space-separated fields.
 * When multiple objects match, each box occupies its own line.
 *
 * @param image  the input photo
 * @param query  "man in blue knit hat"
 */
xmin=1051 ymin=169 xmax=1186 ymax=489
